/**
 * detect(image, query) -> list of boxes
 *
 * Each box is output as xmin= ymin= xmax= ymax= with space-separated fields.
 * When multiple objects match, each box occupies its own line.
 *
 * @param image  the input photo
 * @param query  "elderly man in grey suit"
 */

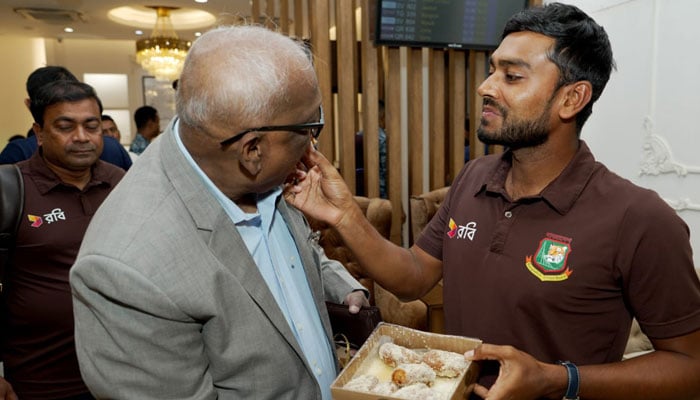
xmin=70 ymin=25 xmax=368 ymax=399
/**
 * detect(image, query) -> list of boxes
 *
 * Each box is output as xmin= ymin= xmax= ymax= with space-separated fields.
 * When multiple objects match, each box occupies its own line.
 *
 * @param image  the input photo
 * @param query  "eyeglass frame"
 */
xmin=219 ymin=106 xmax=324 ymax=147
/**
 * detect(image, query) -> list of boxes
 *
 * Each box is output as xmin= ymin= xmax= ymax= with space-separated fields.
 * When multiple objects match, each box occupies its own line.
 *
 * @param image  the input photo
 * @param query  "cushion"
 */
xmin=409 ymin=186 xmax=450 ymax=244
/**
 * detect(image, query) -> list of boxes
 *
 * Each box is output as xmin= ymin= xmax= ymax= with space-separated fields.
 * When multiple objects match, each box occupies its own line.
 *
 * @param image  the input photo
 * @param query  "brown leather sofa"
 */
xmin=409 ymin=186 xmax=451 ymax=333
xmin=409 ymin=186 xmax=450 ymax=245
xmin=306 ymin=196 xmax=428 ymax=330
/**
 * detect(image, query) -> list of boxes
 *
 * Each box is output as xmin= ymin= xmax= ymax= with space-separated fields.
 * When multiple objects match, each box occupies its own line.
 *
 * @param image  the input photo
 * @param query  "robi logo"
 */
xmin=446 ymin=217 xmax=477 ymax=241
xmin=28 ymin=214 xmax=43 ymax=228
xmin=447 ymin=218 xmax=458 ymax=238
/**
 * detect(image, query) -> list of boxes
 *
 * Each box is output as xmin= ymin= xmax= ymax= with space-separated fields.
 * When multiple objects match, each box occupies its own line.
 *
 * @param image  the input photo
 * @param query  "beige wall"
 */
xmin=0 ymin=36 xmax=154 ymax=145
xmin=0 ymin=36 xmax=46 ymax=143
xmin=46 ymin=38 xmax=148 ymax=139
xmin=557 ymin=0 xmax=700 ymax=268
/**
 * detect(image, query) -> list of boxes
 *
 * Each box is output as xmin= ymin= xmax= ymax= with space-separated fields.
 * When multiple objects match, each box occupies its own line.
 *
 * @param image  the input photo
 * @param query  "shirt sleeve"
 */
xmin=70 ymin=255 xmax=217 ymax=399
xmin=617 ymin=189 xmax=700 ymax=339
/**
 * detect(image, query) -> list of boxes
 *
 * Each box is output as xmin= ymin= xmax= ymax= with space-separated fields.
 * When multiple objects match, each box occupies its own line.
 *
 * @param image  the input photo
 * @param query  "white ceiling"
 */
xmin=0 ymin=0 xmax=253 ymax=41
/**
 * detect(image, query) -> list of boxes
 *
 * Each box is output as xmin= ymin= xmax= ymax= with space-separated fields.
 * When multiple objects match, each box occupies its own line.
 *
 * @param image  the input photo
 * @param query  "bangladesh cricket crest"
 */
xmin=525 ymin=233 xmax=573 ymax=281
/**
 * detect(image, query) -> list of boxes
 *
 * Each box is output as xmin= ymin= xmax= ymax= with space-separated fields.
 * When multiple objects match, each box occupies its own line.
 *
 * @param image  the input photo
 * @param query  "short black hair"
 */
xmin=101 ymin=114 xmax=115 ymax=122
xmin=30 ymin=80 xmax=103 ymax=127
xmin=503 ymin=2 xmax=616 ymax=132
xmin=26 ymin=66 xmax=78 ymax=100
xmin=134 ymin=105 xmax=158 ymax=130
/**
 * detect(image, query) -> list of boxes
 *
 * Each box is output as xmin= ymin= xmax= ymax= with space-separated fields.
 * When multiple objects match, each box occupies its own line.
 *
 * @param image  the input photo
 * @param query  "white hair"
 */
xmin=176 ymin=25 xmax=317 ymax=131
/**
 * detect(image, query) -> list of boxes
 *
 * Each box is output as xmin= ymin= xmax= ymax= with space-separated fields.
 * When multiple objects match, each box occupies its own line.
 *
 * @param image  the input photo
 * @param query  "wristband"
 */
xmin=558 ymin=360 xmax=580 ymax=400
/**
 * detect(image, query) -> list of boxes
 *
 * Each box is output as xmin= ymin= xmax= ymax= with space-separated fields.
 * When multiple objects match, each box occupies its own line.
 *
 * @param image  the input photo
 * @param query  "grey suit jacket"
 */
xmin=70 ymin=121 xmax=364 ymax=399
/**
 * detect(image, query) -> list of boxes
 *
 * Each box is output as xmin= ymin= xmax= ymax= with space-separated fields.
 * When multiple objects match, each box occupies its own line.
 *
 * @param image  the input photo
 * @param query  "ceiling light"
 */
xmin=109 ymin=6 xmax=215 ymax=30
xmin=135 ymin=6 xmax=191 ymax=82
xmin=64 ymin=27 xmax=74 ymax=33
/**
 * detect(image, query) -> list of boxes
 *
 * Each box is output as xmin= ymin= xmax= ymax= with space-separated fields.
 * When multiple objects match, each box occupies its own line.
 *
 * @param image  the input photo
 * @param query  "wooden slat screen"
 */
xmin=308 ymin=0 xmax=334 ymax=160
xmin=407 ymin=48 xmax=424 ymax=197
xmin=249 ymin=0 xmax=541 ymax=245
xmin=334 ymin=0 xmax=359 ymax=192
xmin=447 ymin=50 xmax=467 ymax=185
xmin=428 ymin=50 xmax=446 ymax=191
xmin=385 ymin=47 xmax=403 ymax=244
xmin=359 ymin=0 xmax=381 ymax=200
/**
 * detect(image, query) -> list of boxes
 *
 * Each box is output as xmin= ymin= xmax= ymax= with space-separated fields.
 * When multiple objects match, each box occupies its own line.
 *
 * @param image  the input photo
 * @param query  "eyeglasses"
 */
xmin=219 ymin=106 xmax=324 ymax=147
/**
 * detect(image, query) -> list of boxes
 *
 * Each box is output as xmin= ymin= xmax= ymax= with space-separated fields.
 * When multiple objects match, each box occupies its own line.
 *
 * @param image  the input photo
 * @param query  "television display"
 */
xmin=375 ymin=0 xmax=529 ymax=50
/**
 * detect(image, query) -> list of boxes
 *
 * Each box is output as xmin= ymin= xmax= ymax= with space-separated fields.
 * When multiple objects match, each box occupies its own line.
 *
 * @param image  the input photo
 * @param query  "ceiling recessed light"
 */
xmin=64 ymin=27 xmax=74 ymax=33
xmin=135 ymin=30 xmax=144 ymax=35
xmin=194 ymin=32 xmax=202 ymax=37
xmin=195 ymin=0 xmax=208 ymax=3
xmin=109 ymin=6 xmax=216 ymax=30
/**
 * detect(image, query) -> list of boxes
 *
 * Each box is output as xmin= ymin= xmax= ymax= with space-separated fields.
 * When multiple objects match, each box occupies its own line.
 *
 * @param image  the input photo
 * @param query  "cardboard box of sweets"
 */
xmin=331 ymin=322 xmax=482 ymax=400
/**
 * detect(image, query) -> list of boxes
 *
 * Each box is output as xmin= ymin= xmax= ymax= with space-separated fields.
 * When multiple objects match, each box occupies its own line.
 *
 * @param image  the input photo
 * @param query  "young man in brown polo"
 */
xmin=285 ymin=3 xmax=700 ymax=399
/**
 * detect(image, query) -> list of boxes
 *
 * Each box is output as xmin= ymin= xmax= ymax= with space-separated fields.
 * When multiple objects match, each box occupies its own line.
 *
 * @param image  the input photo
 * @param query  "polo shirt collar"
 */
xmin=480 ymin=140 xmax=597 ymax=215
xmin=25 ymin=150 xmax=114 ymax=194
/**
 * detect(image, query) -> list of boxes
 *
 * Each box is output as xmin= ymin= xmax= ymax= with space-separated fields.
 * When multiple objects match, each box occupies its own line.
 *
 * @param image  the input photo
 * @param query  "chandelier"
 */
xmin=136 ymin=6 xmax=191 ymax=81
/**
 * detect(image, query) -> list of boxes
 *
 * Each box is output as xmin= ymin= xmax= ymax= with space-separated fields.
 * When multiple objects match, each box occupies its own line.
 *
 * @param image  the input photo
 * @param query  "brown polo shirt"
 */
xmin=1 ymin=151 xmax=124 ymax=398
xmin=417 ymin=141 xmax=700 ymax=367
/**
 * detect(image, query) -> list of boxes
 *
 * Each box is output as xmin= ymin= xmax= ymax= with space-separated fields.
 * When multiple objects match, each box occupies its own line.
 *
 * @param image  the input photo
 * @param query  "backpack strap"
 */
xmin=0 ymin=164 xmax=24 ymax=293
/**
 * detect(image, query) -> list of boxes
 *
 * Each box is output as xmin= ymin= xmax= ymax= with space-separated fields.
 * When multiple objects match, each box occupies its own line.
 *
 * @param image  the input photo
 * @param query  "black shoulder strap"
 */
xmin=0 ymin=164 xmax=24 ymax=293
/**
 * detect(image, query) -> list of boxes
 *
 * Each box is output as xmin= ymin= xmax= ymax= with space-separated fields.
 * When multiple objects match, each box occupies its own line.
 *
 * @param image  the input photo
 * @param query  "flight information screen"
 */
xmin=375 ymin=0 xmax=528 ymax=50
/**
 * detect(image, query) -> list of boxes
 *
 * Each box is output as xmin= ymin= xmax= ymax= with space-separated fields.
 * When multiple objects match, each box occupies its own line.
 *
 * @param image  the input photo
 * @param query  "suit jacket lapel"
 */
xmin=278 ymin=200 xmax=335 ymax=341
xmin=158 ymin=123 xmax=307 ymax=363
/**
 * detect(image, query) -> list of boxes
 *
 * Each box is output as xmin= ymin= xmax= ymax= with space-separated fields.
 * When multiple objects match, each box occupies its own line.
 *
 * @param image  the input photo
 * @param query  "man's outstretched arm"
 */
xmin=285 ymin=146 xmax=442 ymax=300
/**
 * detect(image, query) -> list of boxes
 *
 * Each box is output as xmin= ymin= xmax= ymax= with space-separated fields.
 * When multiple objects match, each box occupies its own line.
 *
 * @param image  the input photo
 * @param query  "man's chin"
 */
xmin=66 ymin=155 xmax=99 ymax=169
xmin=476 ymin=130 xmax=504 ymax=146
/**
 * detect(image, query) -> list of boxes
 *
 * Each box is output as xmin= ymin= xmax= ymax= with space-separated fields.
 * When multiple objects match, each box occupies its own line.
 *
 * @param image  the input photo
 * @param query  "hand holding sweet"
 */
xmin=284 ymin=145 xmax=359 ymax=230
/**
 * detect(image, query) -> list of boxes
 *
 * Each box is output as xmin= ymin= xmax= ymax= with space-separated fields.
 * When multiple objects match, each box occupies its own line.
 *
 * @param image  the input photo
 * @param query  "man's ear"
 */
xmin=238 ymin=133 xmax=263 ymax=176
xmin=24 ymin=98 xmax=30 ymax=110
xmin=559 ymin=81 xmax=592 ymax=120
xmin=32 ymin=122 xmax=43 ymax=146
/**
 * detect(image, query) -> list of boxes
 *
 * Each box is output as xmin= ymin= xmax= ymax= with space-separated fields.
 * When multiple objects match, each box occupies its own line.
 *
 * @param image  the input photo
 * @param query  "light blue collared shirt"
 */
xmin=174 ymin=122 xmax=336 ymax=399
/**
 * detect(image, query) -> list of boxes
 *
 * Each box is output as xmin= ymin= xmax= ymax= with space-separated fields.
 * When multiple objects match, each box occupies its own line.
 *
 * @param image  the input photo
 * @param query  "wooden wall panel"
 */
xmin=308 ymin=0 xmax=334 ymax=160
xmin=408 ymin=48 xmax=423 ymax=196
xmin=335 ymin=0 xmax=358 ymax=191
xmin=468 ymin=51 xmax=486 ymax=161
xmin=447 ymin=50 xmax=466 ymax=184
xmin=429 ymin=50 xmax=446 ymax=190
xmin=280 ymin=0 xmax=290 ymax=34
xmin=251 ymin=0 xmax=261 ymax=24
xmin=294 ymin=0 xmax=304 ymax=38
xmin=386 ymin=48 xmax=402 ymax=245
xmin=265 ymin=0 xmax=275 ymax=29
xmin=359 ymin=0 xmax=381 ymax=199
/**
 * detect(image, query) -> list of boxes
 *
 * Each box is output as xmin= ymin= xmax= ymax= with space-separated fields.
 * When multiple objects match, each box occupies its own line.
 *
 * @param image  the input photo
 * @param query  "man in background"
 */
xmin=6 ymin=135 xmax=24 ymax=143
xmin=0 ymin=66 xmax=132 ymax=171
xmin=355 ymin=99 xmax=388 ymax=199
xmin=128 ymin=105 xmax=160 ymax=155
xmin=70 ymin=25 xmax=367 ymax=399
xmin=101 ymin=114 xmax=121 ymax=142
xmin=1 ymin=80 xmax=124 ymax=399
